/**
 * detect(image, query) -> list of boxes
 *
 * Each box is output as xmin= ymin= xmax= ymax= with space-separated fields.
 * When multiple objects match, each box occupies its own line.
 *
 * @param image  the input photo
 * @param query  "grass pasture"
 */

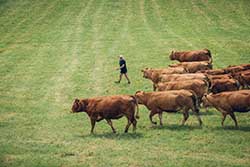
xmin=1 ymin=0 xmax=250 ymax=166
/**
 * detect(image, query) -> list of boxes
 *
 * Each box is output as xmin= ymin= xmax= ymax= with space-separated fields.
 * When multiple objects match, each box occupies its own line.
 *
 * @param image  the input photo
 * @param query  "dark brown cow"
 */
xmin=71 ymin=95 xmax=139 ymax=133
xmin=231 ymin=70 xmax=250 ymax=89
xmin=227 ymin=64 xmax=250 ymax=71
xmin=155 ymin=79 xmax=209 ymax=105
xmin=169 ymin=49 xmax=212 ymax=63
xmin=169 ymin=61 xmax=212 ymax=73
xmin=207 ymin=74 xmax=232 ymax=80
xmin=203 ymin=90 xmax=250 ymax=127
xmin=223 ymin=65 xmax=245 ymax=74
xmin=240 ymin=72 xmax=250 ymax=88
xmin=135 ymin=90 xmax=202 ymax=126
xmin=241 ymin=64 xmax=250 ymax=70
xmin=210 ymin=79 xmax=240 ymax=94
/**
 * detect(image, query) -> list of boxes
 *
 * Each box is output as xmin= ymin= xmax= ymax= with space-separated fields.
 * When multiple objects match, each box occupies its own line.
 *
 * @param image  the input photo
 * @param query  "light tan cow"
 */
xmin=135 ymin=90 xmax=202 ymax=126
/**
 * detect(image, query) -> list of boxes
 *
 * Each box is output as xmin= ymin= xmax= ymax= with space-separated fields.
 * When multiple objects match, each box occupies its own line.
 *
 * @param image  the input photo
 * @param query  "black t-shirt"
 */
xmin=119 ymin=59 xmax=127 ymax=73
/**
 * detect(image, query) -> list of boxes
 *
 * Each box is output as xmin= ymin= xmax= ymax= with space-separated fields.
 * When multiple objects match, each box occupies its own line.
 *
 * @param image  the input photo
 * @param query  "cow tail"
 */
xmin=130 ymin=96 xmax=140 ymax=119
xmin=235 ymin=79 xmax=241 ymax=90
xmin=205 ymin=48 xmax=213 ymax=64
xmin=189 ymin=90 xmax=200 ymax=113
xmin=204 ymin=75 xmax=212 ymax=88
xmin=202 ymin=79 xmax=210 ymax=94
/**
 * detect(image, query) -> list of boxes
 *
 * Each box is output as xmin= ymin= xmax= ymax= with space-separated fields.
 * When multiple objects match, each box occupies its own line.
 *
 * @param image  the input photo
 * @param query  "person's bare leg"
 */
xmin=124 ymin=73 xmax=131 ymax=84
xmin=116 ymin=74 xmax=123 ymax=83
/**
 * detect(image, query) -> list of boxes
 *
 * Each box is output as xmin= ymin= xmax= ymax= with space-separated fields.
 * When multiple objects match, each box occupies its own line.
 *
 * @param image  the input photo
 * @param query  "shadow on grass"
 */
xmin=0 ymin=0 xmax=7 ymax=6
xmin=78 ymin=131 xmax=144 ymax=139
xmin=150 ymin=124 xmax=203 ymax=131
xmin=172 ymin=111 xmax=215 ymax=116
xmin=199 ymin=111 xmax=215 ymax=116
xmin=212 ymin=125 xmax=250 ymax=132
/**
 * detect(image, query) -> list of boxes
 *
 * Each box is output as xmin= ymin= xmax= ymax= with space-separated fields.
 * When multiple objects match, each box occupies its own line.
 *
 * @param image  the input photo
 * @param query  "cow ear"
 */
xmin=135 ymin=90 xmax=141 ymax=95
xmin=74 ymin=98 xmax=79 ymax=103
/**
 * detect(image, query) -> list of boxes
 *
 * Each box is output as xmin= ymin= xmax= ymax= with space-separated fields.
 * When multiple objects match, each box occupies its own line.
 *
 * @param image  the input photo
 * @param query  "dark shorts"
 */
xmin=120 ymin=69 xmax=127 ymax=74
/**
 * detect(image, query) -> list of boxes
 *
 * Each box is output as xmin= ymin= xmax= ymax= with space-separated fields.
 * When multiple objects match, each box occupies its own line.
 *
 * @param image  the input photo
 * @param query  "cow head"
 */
xmin=207 ymin=63 xmax=213 ymax=70
xmin=141 ymin=68 xmax=152 ymax=79
xmin=135 ymin=91 xmax=145 ymax=104
xmin=201 ymin=94 xmax=211 ymax=108
xmin=169 ymin=51 xmax=175 ymax=60
xmin=169 ymin=64 xmax=178 ymax=68
xmin=71 ymin=98 xmax=87 ymax=113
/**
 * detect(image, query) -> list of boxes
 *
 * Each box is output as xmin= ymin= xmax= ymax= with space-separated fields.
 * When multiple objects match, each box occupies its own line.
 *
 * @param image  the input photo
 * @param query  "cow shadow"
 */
xmin=78 ymin=131 xmax=144 ymax=139
xmin=150 ymin=124 xmax=203 ymax=131
xmin=212 ymin=125 xmax=250 ymax=132
xmin=199 ymin=111 xmax=215 ymax=116
xmin=174 ymin=111 xmax=215 ymax=116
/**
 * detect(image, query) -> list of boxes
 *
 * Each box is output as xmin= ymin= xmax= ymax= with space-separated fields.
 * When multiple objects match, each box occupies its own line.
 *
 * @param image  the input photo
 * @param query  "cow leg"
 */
xmin=229 ymin=112 xmax=238 ymax=128
xmin=149 ymin=110 xmax=157 ymax=125
xmin=158 ymin=112 xmax=163 ymax=126
xmin=106 ymin=119 xmax=116 ymax=133
xmin=153 ymin=84 xmax=156 ymax=91
xmin=192 ymin=107 xmax=202 ymax=126
xmin=221 ymin=113 xmax=227 ymax=126
xmin=132 ymin=118 xmax=137 ymax=132
xmin=124 ymin=119 xmax=132 ymax=133
xmin=90 ymin=119 xmax=96 ymax=134
xmin=194 ymin=113 xmax=202 ymax=126
xmin=181 ymin=110 xmax=189 ymax=125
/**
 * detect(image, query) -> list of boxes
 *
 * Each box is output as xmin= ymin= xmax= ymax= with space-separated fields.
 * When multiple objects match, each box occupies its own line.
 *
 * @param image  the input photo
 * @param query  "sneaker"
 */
xmin=128 ymin=81 xmax=131 ymax=84
xmin=115 ymin=81 xmax=120 ymax=84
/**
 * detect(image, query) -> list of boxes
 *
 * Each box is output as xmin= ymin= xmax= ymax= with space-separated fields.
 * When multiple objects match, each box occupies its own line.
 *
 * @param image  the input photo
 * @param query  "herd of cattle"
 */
xmin=72 ymin=49 xmax=250 ymax=134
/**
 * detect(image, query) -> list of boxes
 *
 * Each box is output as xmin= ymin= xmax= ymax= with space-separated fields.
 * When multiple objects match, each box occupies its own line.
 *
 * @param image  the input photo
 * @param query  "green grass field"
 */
xmin=1 ymin=0 xmax=250 ymax=166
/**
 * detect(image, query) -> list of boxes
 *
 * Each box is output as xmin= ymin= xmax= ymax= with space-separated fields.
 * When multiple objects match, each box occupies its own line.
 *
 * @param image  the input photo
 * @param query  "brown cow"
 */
xmin=169 ymin=49 xmax=212 ymax=63
xmin=135 ymin=90 xmax=202 ymax=126
xmin=160 ymin=73 xmax=209 ymax=83
xmin=71 ymin=95 xmax=139 ymax=133
xmin=197 ymin=69 xmax=226 ymax=75
xmin=203 ymin=90 xmax=250 ymax=127
xmin=142 ymin=67 xmax=187 ymax=90
xmin=169 ymin=61 xmax=212 ymax=73
xmin=210 ymin=79 xmax=240 ymax=94
xmin=207 ymin=74 xmax=232 ymax=80
xmin=142 ymin=67 xmax=187 ymax=79
xmin=155 ymin=79 xmax=209 ymax=105
xmin=201 ymin=96 xmax=212 ymax=112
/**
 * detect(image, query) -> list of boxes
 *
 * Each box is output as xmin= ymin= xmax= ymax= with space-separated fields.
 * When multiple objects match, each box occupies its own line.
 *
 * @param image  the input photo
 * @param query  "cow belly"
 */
xmin=105 ymin=113 xmax=124 ymax=119
xmin=233 ymin=106 xmax=250 ymax=113
xmin=164 ymin=110 xmax=178 ymax=113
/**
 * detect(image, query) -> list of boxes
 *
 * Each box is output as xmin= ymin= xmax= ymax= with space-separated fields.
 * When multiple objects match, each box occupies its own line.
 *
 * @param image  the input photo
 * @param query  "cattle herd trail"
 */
xmin=1 ymin=1 xmax=250 ymax=167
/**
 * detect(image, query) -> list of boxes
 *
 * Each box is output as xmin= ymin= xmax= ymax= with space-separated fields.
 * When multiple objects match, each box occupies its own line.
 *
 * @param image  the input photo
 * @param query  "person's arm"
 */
xmin=116 ymin=64 xmax=125 ymax=70
xmin=119 ymin=64 xmax=125 ymax=69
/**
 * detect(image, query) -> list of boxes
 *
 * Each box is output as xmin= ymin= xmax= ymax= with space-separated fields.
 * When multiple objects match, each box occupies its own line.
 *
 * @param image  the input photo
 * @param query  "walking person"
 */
xmin=115 ymin=55 xmax=131 ymax=84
